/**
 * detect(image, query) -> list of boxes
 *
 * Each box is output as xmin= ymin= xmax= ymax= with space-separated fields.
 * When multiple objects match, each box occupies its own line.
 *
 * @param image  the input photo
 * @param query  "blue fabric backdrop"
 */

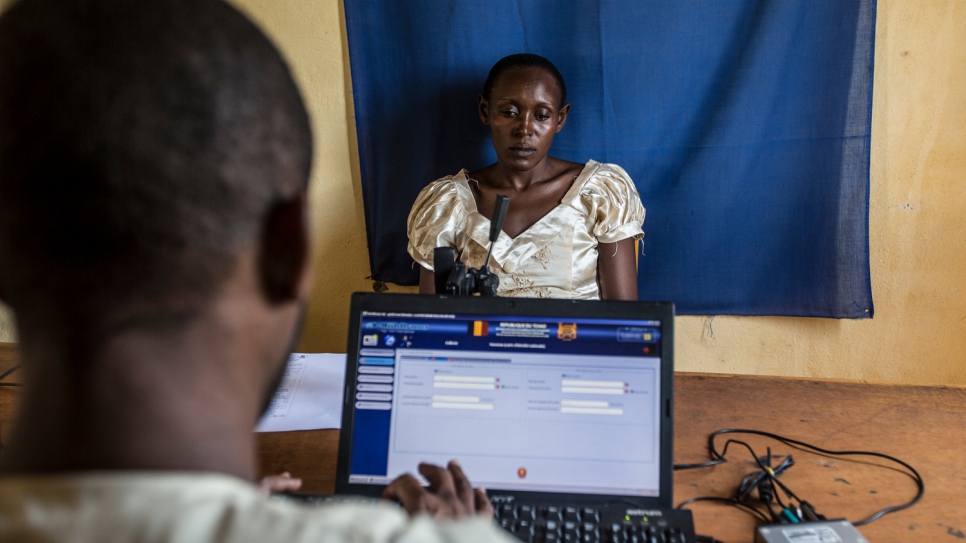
xmin=343 ymin=0 xmax=876 ymax=318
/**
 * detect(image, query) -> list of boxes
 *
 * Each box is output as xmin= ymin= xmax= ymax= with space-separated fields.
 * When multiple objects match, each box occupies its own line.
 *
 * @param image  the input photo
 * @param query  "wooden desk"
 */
xmin=2 ymin=342 xmax=963 ymax=542
xmin=0 ymin=342 xmax=19 ymax=449
xmin=258 ymin=373 xmax=966 ymax=543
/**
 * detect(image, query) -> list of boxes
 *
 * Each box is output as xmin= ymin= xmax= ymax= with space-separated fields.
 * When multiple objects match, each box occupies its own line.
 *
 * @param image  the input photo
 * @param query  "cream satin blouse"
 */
xmin=407 ymin=160 xmax=645 ymax=299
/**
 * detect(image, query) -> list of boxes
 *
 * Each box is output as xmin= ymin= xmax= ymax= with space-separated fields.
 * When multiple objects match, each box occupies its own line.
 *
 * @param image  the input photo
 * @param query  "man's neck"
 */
xmin=0 ymin=311 xmax=266 ymax=481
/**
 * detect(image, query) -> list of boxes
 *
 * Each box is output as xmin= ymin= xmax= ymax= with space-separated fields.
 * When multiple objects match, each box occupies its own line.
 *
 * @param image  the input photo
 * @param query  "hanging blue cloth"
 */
xmin=344 ymin=0 xmax=875 ymax=318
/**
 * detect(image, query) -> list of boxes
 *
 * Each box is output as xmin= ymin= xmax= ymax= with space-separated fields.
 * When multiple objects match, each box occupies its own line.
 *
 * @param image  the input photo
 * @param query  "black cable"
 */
xmin=0 ymin=364 xmax=20 ymax=386
xmin=678 ymin=428 xmax=924 ymax=527
xmin=675 ymin=496 xmax=772 ymax=524
xmin=674 ymin=458 xmax=724 ymax=470
xmin=768 ymin=478 xmax=787 ymax=510
xmin=713 ymin=429 xmax=924 ymax=526
xmin=695 ymin=536 xmax=723 ymax=543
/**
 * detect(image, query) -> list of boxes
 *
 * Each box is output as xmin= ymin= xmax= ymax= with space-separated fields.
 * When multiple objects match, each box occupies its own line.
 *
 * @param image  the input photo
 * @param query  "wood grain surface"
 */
xmin=3 ymin=341 xmax=963 ymax=542
xmin=258 ymin=373 xmax=966 ymax=543
xmin=671 ymin=374 xmax=966 ymax=542
xmin=0 ymin=342 xmax=20 ymax=450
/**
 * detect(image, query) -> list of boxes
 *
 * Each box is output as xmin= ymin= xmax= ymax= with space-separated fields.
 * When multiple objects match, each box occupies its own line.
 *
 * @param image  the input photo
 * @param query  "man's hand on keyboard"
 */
xmin=259 ymin=472 xmax=302 ymax=497
xmin=383 ymin=460 xmax=493 ymax=519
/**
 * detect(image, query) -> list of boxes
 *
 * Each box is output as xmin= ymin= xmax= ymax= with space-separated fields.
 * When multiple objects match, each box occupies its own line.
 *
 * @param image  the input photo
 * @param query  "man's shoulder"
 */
xmin=0 ymin=472 xmax=511 ymax=543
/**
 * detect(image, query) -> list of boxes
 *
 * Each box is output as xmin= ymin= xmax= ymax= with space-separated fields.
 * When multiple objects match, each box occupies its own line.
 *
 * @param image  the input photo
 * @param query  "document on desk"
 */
xmin=255 ymin=353 xmax=346 ymax=432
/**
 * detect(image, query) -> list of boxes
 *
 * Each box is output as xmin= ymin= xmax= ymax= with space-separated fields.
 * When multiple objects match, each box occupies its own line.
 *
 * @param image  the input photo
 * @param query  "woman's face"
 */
xmin=479 ymin=66 xmax=570 ymax=172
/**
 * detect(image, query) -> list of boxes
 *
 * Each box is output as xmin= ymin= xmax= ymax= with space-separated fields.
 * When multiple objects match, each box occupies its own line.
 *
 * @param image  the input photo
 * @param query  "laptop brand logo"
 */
xmin=626 ymin=509 xmax=664 ymax=517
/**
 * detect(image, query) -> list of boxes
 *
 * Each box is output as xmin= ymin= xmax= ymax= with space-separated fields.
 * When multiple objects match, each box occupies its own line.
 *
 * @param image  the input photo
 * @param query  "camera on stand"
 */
xmin=433 ymin=194 xmax=509 ymax=297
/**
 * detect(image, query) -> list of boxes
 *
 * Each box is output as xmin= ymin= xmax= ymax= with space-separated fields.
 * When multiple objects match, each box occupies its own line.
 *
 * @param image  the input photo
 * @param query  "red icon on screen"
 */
xmin=517 ymin=467 xmax=527 ymax=479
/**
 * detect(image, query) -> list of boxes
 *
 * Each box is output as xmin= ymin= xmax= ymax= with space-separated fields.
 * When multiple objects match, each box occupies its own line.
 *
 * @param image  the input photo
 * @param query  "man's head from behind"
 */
xmin=0 ymin=0 xmax=313 ymax=336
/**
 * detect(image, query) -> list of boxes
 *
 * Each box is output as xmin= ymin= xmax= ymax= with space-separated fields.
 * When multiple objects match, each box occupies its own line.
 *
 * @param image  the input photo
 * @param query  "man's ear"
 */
xmin=258 ymin=192 xmax=310 ymax=304
xmin=555 ymin=103 xmax=571 ymax=134
xmin=478 ymin=94 xmax=490 ymax=125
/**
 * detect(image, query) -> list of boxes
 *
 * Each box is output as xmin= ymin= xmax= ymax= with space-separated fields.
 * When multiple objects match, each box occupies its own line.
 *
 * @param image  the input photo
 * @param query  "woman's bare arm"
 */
xmin=419 ymin=267 xmax=436 ymax=294
xmin=597 ymin=238 xmax=639 ymax=301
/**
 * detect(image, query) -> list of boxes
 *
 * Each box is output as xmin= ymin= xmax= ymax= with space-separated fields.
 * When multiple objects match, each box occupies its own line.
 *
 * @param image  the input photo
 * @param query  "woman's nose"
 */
xmin=514 ymin=114 xmax=534 ymax=136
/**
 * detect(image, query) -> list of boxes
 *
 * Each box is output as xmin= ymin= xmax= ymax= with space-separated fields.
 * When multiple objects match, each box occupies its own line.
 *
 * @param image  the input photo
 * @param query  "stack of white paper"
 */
xmin=255 ymin=353 xmax=347 ymax=433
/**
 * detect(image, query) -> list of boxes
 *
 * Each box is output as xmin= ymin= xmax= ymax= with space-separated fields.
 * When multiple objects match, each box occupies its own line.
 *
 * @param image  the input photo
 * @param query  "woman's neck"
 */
xmin=485 ymin=157 xmax=559 ymax=191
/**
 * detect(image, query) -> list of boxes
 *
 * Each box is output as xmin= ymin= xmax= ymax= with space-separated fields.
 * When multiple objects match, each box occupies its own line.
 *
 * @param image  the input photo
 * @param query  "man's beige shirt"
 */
xmin=0 ymin=472 xmax=514 ymax=543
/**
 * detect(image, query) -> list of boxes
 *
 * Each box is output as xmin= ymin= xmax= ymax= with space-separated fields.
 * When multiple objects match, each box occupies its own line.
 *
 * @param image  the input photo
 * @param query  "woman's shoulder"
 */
xmin=409 ymin=170 xmax=475 ymax=225
xmin=568 ymin=160 xmax=640 ymax=201
xmin=413 ymin=171 xmax=473 ymax=205
xmin=569 ymin=160 xmax=645 ymax=235
xmin=421 ymin=170 xmax=471 ymax=192
xmin=579 ymin=160 xmax=635 ymax=188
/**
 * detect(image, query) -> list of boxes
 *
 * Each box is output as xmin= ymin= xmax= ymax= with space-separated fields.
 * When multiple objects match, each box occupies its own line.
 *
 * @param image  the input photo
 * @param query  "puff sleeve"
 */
xmin=406 ymin=178 xmax=468 ymax=270
xmin=579 ymin=164 xmax=646 ymax=244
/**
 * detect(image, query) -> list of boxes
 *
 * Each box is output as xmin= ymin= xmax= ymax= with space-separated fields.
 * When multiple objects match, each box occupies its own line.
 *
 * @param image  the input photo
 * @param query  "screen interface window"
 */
xmin=348 ymin=312 xmax=663 ymax=497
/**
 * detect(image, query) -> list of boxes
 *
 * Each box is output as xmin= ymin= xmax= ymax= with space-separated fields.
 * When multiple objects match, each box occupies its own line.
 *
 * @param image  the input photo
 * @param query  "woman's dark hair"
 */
xmin=482 ymin=53 xmax=567 ymax=106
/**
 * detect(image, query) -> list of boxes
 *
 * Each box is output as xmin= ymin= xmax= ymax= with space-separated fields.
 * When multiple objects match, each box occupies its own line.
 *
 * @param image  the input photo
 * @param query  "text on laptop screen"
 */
xmin=347 ymin=311 xmax=663 ymax=497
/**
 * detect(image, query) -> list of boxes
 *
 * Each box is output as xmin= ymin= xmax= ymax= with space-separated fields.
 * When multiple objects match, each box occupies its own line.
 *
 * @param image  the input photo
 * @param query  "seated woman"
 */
xmin=407 ymin=53 xmax=645 ymax=300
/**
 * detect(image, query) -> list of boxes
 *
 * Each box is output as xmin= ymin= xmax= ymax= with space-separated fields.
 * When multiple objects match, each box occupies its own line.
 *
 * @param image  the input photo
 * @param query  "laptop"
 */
xmin=335 ymin=293 xmax=694 ymax=543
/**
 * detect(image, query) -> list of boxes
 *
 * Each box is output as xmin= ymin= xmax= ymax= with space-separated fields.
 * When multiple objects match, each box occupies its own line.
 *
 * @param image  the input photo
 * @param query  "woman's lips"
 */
xmin=509 ymin=145 xmax=536 ymax=156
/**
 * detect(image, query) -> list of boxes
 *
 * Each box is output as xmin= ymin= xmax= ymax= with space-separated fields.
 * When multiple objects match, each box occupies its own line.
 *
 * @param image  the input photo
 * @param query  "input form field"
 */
xmin=562 ymin=387 xmax=625 ymax=395
xmin=432 ymin=395 xmax=481 ymax=403
xmin=359 ymin=366 xmax=394 ymax=375
xmin=358 ymin=375 xmax=393 ymax=383
xmin=356 ymin=401 xmax=392 ymax=410
xmin=434 ymin=375 xmax=496 ymax=384
xmin=561 ymin=406 xmax=624 ymax=415
xmin=432 ymin=402 xmax=495 ymax=410
xmin=433 ymin=382 xmax=496 ymax=390
xmin=561 ymin=399 xmax=609 ymax=408
xmin=357 ymin=383 xmax=392 ymax=392
xmin=561 ymin=379 xmax=624 ymax=388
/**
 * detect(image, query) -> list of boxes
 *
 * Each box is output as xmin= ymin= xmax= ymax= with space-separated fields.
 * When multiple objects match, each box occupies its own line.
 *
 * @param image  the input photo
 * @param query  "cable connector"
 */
xmin=799 ymin=501 xmax=825 ymax=521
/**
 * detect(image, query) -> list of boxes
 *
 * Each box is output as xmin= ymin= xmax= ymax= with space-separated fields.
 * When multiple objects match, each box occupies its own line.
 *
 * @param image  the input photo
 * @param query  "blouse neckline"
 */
xmin=453 ymin=159 xmax=600 ymax=240
xmin=450 ymin=160 xmax=602 ymax=272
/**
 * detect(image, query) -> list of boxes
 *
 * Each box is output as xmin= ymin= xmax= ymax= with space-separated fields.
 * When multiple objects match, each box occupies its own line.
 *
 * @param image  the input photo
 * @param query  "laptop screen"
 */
xmin=338 ymin=294 xmax=672 ymax=500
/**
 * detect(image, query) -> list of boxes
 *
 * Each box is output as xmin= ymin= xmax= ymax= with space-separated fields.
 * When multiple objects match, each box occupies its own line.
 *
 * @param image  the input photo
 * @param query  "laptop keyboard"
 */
xmin=492 ymin=503 xmax=694 ymax=543
xmin=273 ymin=494 xmax=695 ymax=543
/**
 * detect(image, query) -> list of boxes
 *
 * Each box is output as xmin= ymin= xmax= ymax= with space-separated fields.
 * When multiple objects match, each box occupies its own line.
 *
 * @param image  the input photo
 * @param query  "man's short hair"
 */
xmin=0 ymin=0 xmax=313 ymax=326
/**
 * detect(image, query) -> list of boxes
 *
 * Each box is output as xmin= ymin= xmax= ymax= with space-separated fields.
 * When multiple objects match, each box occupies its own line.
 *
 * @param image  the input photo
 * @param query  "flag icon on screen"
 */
xmin=472 ymin=321 xmax=488 ymax=336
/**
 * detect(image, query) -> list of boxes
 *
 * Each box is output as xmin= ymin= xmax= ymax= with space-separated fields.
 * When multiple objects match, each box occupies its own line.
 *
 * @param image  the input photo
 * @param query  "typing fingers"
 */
xmin=474 ymin=487 xmax=494 ymax=518
xmin=418 ymin=462 xmax=461 ymax=515
xmin=447 ymin=460 xmax=476 ymax=509
xmin=386 ymin=462 xmax=489 ymax=519
xmin=258 ymin=472 xmax=302 ymax=497
xmin=383 ymin=473 xmax=438 ymax=516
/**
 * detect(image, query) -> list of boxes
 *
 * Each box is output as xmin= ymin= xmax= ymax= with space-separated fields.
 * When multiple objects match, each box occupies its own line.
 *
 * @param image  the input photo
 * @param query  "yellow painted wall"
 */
xmin=1 ymin=0 xmax=964 ymax=386
xmin=0 ymin=0 xmax=14 ymax=343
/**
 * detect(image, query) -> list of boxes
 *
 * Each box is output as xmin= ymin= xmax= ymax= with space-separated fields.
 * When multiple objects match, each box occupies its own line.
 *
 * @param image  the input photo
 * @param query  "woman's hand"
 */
xmin=383 ymin=460 xmax=493 ymax=519
xmin=419 ymin=267 xmax=436 ymax=294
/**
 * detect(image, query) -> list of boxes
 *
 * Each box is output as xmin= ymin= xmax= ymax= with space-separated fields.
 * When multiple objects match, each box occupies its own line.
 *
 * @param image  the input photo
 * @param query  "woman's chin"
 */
xmin=499 ymin=153 xmax=546 ymax=171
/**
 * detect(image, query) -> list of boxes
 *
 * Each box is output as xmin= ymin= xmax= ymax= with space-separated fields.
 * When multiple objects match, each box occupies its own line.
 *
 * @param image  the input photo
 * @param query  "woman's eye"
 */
xmin=501 ymin=110 xmax=517 ymax=117
xmin=535 ymin=114 xmax=550 ymax=121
